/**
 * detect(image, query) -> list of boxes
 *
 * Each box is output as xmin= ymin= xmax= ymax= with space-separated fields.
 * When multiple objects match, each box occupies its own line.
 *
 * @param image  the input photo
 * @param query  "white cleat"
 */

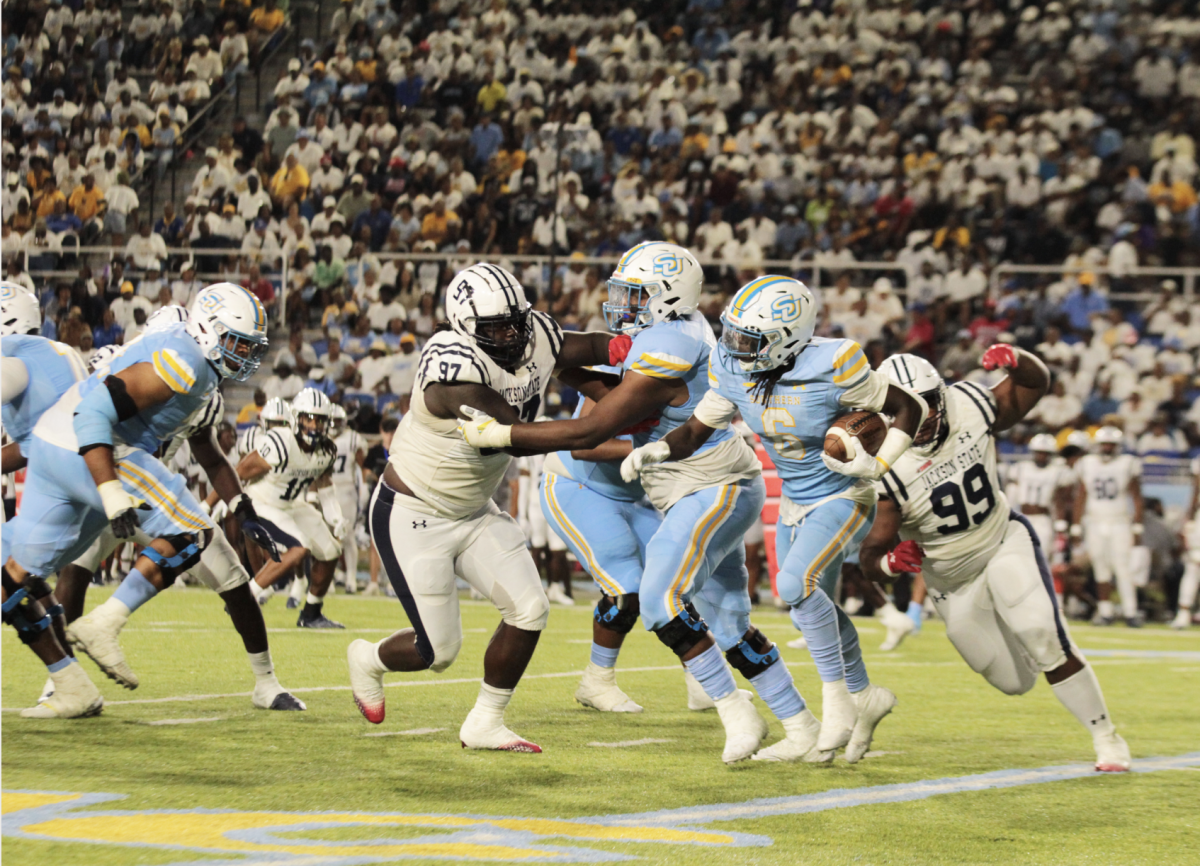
xmin=1094 ymin=732 xmax=1131 ymax=772
xmin=362 ymin=582 xmax=380 ymax=597
xmin=817 ymin=680 xmax=857 ymax=753
xmin=67 ymin=614 xmax=138 ymax=689
xmin=347 ymin=639 xmax=386 ymax=723
xmin=786 ymin=635 xmax=808 ymax=650
xmin=879 ymin=605 xmax=916 ymax=652
xmin=37 ymin=676 xmax=55 ymax=705
xmin=715 ymin=690 xmax=769 ymax=764
xmin=575 ymin=663 xmax=643 ymax=712
xmin=459 ymin=711 xmax=542 ymax=753
xmin=685 ymin=668 xmax=716 ymax=710
xmin=1171 ymin=609 xmax=1192 ymax=630
xmin=21 ymin=663 xmax=104 ymax=719
xmin=844 ymin=684 xmax=897 ymax=763
xmin=546 ymin=583 xmax=575 ymax=606
xmin=752 ymin=708 xmax=822 ymax=762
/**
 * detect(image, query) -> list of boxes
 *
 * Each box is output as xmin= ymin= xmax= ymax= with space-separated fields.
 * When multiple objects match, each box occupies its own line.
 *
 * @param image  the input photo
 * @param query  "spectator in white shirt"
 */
xmin=1030 ymin=379 xmax=1083 ymax=429
xmin=693 ymin=207 xmax=733 ymax=259
xmin=262 ymin=359 xmax=305 ymax=401
xmin=368 ymin=287 xmax=406 ymax=332
xmin=357 ymin=340 xmax=395 ymax=393
xmin=110 ymin=280 xmax=154 ymax=330
xmin=1135 ymin=416 xmax=1187 ymax=455
xmin=125 ymin=220 xmax=168 ymax=269
xmin=185 ymin=35 xmax=224 ymax=84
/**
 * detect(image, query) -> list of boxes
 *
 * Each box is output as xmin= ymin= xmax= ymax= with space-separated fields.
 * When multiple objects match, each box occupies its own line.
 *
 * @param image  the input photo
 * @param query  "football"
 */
xmin=824 ymin=411 xmax=889 ymax=462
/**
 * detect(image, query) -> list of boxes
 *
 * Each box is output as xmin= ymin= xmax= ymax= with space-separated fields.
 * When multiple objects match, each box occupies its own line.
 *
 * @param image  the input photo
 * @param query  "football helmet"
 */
xmin=145 ymin=304 xmax=190 ymax=334
xmin=1029 ymin=432 xmax=1057 ymax=466
xmin=1094 ymin=425 xmax=1123 ymax=460
xmin=260 ymin=397 xmax=294 ymax=430
xmin=329 ymin=404 xmax=348 ymax=439
xmin=445 ymin=263 xmax=532 ymax=367
xmin=719 ymin=275 xmax=817 ymax=373
xmin=1 ymin=282 xmax=42 ymax=336
xmin=1065 ymin=430 xmax=1092 ymax=450
xmin=881 ymin=353 xmax=946 ymax=448
xmin=603 ymin=242 xmax=703 ymax=334
xmin=291 ymin=387 xmax=333 ymax=448
xmin=188 ymin=283 xmax=270 ymax=382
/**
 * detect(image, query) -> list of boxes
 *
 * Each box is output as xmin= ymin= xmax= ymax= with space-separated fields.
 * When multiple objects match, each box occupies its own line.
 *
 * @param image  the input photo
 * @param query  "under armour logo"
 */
xmin=412 ymin=520 xmax=427 ymax=529
xmin=958 ymin=432 xmax=972 ymax=444
xmin=1091 ymin=714 xmax=1107 ymax=725
xmin=932 ymin=591 xmax=948 ymax=602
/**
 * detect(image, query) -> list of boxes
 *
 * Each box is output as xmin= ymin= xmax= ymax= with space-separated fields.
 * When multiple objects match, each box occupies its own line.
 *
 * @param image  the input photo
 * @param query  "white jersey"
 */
xmin=1077 ymin=453 xmax=1140 ymax=521
xmin=1006 ymin=458 xmax=1074 ymax=512
xmin=389 ymin=312 xmax=563 ymax=520
xmin=331 ymin=428 xmax=364 ymax=498
xmin=237 ymin=425 xmax=265 ymax=459
xmin=245 ymin=426 xmax=337 ymax=509
xmin=875 ymin=381 xmax=1009 ymax=592
xmin=1191 ymin=457 xmax=1199 ymax=520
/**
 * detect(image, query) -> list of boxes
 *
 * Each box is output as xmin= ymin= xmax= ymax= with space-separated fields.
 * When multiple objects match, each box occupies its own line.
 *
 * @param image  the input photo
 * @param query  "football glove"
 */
xmin=880 ymin=540 xmax=924 ymax=577
xmin=97 ymin=480 xmax=150 ymax=539
xmin=458 ymin=405 xmax=513 ymax=449
xmin=981 ymin=343 xmax=1018 ymax=371
xmin=607 ymin=334 xmax=633 ymax=365
xmin=620 ymin=440 xmax=671 ymax=482
xmin=821 ymin=438 xmax=887 ymax=480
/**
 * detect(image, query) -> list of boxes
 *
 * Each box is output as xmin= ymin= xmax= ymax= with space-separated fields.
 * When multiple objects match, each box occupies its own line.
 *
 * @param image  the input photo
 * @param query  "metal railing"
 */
xmin=990 ymin=264 xmax=1198 ymax=303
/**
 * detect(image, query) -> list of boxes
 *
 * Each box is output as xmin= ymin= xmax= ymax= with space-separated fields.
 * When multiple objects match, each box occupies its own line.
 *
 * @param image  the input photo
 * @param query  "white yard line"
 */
xmin=363 ymin=727 xmax=445 ymax=737
xmin=587 ymin=738 xmax=673 ymax=748
xmin=141 ymin=717 xmax=226 ymax=726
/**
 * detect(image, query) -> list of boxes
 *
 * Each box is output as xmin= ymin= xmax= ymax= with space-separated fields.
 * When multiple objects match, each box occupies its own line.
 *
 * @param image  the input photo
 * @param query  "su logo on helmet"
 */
xmin=652 ymin=251 xmax=684 ymax=277
xmin=770 ymin=295 xmax=799 ymax=321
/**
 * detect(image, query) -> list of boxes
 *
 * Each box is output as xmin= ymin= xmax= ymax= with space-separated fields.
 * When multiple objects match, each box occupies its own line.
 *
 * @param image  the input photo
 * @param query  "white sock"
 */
xmin=781 ymin=707 xmax=819 ymax=737
xmin=305 ymin=592 xmax=322 ymax=606
xmin=1051 ymin=663 xmax=1116 ymax=739
xmin=878 ymin=601 xmax=900 ymax=617
xmin=471 ymin=682 xmax=513 ymax=725
xmin=1179 ymin=564 xmax=1199 ymax=611
xmin=290 ymin=578 xmax=307 ymax=600
xmin=1098 ymin=599 xmax=1114 ymax=619
xmin=92 ymin=597 xmax=132 ymax=629
xmin=247 ymin=650 xmax=282 ymax=690
xmin=1115 ymin=572 xmax=1137 ymax=619
xmin=251 ymin=582 xmax=272 ymax=601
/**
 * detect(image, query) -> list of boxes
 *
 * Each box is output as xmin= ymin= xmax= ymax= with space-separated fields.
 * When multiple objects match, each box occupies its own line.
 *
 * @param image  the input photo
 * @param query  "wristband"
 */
xmin=1069 ymin=524 xmax=1082 ymax=538
xmin=874 ymin=427 xmax=914 ymax=473
xmin=96 ymin=479 xmax=133 ymax=519
xmin=879 ymin=555 xmax=898 ymax=578
xmin=1131 ymin=523 xmax=1144 ymax=535
xmin=1053 ymin=520 xmax=1068 ymax=534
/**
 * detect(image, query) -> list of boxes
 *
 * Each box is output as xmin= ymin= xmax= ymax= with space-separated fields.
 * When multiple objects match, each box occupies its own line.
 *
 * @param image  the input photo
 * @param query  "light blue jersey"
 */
xmin=1 ymin=334 xmax=87 ymax=455
xmin=623 ymin=312 xmax=733 ymax=454
xmin=551 ymin=366 xmax=645 ymax=503
xmin=80 ymin=323 xmax=220 ymax=453
xmin=708 ymin=337 xmax=871 ymax=505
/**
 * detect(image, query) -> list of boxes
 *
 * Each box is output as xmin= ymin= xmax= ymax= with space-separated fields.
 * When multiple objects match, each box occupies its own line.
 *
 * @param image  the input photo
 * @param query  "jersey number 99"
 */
xmin=931 ymin=465 xmax=996 ymax=535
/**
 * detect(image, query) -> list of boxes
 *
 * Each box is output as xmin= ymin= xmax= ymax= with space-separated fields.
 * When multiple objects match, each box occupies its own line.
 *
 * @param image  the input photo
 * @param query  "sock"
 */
xmin=684 ymin=643 xmax=736 ymax=701
xmin=1098 ymin=599 xmax=1114 ymax=619
xmin=47 ymin=656 xmax=73 ymax=674
xmin=879 ymin=601 xmax=900 ymax=617
xmin=590 ymin=643 xmax=620 ymax=668
xmin=837 ymin=605 xmax=870 ymax=693
xmin=1051 ymin=663 xmax=1116 ymax=738
xmin=305 ymin=592 xmax=322 ymax=606
xmin=1180 ymin=564 xmax=1199 ymax=611
xmin=247 ymin=650 xmax=282 ymax=690
xmin=790 ymin=589 xmax=845 ymax=683
xmin=471 ymin=682 xmax=513 ymax=724
xmin=111 ymin=566 xmax=158 ymax=615
xmin=749 ymin=657 xmax=805 ymax=721
xmin=250 ymin=581 xmax=272 ymax=601
xmin=1115 ymin=573 xmax=1137 ymax=619
xmin=906 ymin=600 xmax=923 ymax=630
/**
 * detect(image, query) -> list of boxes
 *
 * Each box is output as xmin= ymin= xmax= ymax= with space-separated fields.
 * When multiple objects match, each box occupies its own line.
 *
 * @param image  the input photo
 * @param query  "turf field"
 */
xmin=3 ymin=585 xmax=1198 ymax=866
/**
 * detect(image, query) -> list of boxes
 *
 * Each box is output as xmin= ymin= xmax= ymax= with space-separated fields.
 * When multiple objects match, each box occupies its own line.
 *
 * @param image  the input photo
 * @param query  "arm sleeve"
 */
xmin=1 ymin=357 xmax=29 ymax=405
xmin=837 ymin=368 xmax=890 ymax=412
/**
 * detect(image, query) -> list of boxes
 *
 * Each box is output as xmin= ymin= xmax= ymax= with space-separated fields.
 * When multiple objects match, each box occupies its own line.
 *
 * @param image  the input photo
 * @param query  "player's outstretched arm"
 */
xmin=859 ymin=498 xmax=908 ymax=584
xmin=556 ymin=331 xmax=629 ymax=371
xmin=424 ymin=381 xmax=522 ymax=424
xmin=569 ymin=398 xmax=639 ymax=462
xmin=981 ymin=344 xmax=1050 ymax=432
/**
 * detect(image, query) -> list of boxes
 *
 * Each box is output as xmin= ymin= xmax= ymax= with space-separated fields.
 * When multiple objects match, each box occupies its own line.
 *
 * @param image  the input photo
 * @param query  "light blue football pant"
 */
xmin=3 ymin=436 xmax=212 ymax=577
xmin=775 ymin=496 xmax=875 ymax=688
xmin=640 ymin=477 xmax=766 ymax=651
xmin=539 ymin=472 xmax=662 ymax=596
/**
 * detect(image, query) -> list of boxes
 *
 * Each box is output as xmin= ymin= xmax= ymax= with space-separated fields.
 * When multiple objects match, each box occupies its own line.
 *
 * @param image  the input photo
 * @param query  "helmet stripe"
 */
xmin=229 ymin=284 xmax=267 ymax=331
xmin=732 ymin=276 xmax=791 ymax=315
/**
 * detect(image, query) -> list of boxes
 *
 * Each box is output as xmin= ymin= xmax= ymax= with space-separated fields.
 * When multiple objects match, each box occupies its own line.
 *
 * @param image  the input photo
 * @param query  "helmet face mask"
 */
xmin=445 ymin=264 xmax=533 ymax=368
xmin=603 ymin=278 xmax=656 ymax=334
xmin=880 ymin=353 xmax=946 ymax=450
xmin=472 ymin=308 xmax=533 ymax=368
xmin=913 ymin=387 xmax=946 ymax=447
xmin=329 ymin=405 xmax=347 ymax=439
xmin=719 ymin=275 xmax=817 ymax=374
xmin=295 ymin=411 xmax=329 ymax=447
xmin=603 ymin=242 xmax=702 ymax=335
xmin=291 ymin=387 xmax=332 ymax=449
xmin=1029 ymin=433 xmax=1057 ymax=466
xmin=1094 ymin=425 xmax=1123 ymax=460
xmin=261 ymin=397 xmax=293 ymax=430
xmin=719 ymin=320 xmax=773 ymax=372
xmin=189 ymin=283 xmax=270 ymax=382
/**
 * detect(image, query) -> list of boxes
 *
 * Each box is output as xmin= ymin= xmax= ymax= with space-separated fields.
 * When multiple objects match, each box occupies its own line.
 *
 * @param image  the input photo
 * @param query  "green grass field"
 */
xmin=3 ymin=585 xmax=1198 ymax=866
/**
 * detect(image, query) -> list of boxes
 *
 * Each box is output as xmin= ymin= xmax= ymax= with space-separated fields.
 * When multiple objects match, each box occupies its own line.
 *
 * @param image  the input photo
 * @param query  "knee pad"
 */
xmin=197 ymin=531 xmax=250 ymax=593
xmin=725 ymin=627 xmax=780 ymax=679
xmin=2 ymin=570 xmax=52 ymax=645
xmin=594 ymin=593 xmax=640 ymax=635
xmin=141 ymin=533 xmax=206 ymax=586
xmin=653 ymin=603 xmax=709 ymax=657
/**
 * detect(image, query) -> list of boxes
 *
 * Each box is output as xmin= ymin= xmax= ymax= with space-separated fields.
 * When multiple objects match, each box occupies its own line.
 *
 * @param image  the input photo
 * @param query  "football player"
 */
xmin=1071 ymin=426 xmax=1144 ymax=627
xmin=859 ymin=348 xmax=1131 ymax=772
xmin=238 ymin=388 xmax=345 ymax=628
xmin=329 ymin=404 xmax=366 ymax=593
xmin=5 ymin=285 xmax=299 ymax=714
xmin=620 ymin=275 xmax=927 ymax=762
xmin=1006 ymin=433 xmax=1075 ymax=556
xmin=459 ymin=248 xmax=821 ymax=764
xmin=1 ymin=282 xmax=103 ymax=718
xmin=1174 ymin=456 xmax=1200 ymax=629
xmin=348 ymin=262 xmax=629 ymax=753
xmin=238 ymin=397 xmax=294 ymax=458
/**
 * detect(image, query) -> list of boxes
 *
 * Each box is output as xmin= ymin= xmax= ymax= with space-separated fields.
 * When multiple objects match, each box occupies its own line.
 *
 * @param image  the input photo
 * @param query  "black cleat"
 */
xmin=286 ymin=597 xmax=300 ymax=609
xmin=297 ymin=611 xmax=345 ymax=629
xmin=269 ymin=692 xmax=307 ymax=710
xmin=1125 ymin=616 xmax=1143 ymax=629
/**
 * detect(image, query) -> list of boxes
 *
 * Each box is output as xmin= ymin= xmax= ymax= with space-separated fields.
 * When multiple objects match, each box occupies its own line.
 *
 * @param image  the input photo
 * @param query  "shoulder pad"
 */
xmin=150 ymin=346 xmax=200 ymax=395
xmin=418 ymin=335 xmax=491 ymax=388
xmin=951 ymin=380 xmax=998 ymax=431
xmin=628 ymin=324 xmax=699 ymax=380
xmin=529 ymin=310 xmax=564 ymax=360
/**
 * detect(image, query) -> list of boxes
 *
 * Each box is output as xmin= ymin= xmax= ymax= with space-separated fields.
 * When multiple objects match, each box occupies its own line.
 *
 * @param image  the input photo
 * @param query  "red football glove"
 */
xmin=618 ymin=417 xmax=660 ymax=436
xmin=981 ymin=343 xmax=1018 ymax=371
xmin=608 ymin=334 xmax=633 ymax=366
xmin=881 ymin=540 xmax=924 ymax=576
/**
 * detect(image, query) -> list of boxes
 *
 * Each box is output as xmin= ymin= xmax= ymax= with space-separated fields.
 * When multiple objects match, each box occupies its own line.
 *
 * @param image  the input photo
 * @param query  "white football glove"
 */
xmin=821 ymin=437 xmax=886 ymax=480
xmin=458 ymin=405 xmax=513 ymax=449
xmin=620 ymin=440 xmax=671 ymax=482
xmin=328 ymin=515 xmax=349 ymax=540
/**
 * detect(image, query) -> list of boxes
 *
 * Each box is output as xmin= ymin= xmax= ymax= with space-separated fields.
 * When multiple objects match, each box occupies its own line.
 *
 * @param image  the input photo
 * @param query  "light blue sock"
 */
xmin=907 ymin=600 xmax=923 ymax=632
xmin=112 ymin=566 xmax=158 ymax=614
xmin=749 ymin=658 xmax=805 ymax=721
xmin=47 ymin=656 xmax=73 ymax=673
xmin=837 ymin=606 xmax=870 ymax=693
xmin=590 ymin=643 xmax=620 ymax=668
xmin=684 ymin=644 xmax=736 ymax=701
xmin=790 ymin=589 xmax=845 ymax=682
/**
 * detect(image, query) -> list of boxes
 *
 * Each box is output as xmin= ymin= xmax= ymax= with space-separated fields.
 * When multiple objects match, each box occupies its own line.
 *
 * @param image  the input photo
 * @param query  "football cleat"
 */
xmin=286 ymin=597 xmax=300 ymax=609
xmin=786 ymin=635 xmax=808 ymax=650
xmin=1090 ymin=614 xmax=1113 ymax=626
xmin=684 ymin=668 xmax=716 ymax=710
xmin=348 ymin=639 xmax=386 ymax=723
xmin=844 ymin=684 xmax=897 ymax=764
xmin=252 ymin=682 xmax=307 ymax=711
xmin=459 ymin=712 xmax=542 ymax=753
xmin=752 ymin=709 xmax=822 ymax=762
xmin=37 ymin=677 xmax=55 ymax=704
xmin=546 ymin=583 xmax=575 ymax=606
xmin=879 ymin=605 xmax=916 ymax=652
xmin=1171 ymin=609 xmax=1192 ymax=629
xmin=67 ymin=614 xmax=139 ymax=689
xmin=362 ymin=583 xmax=380 ymax=597
xmin=21 ymin=663 xmax=104 ymax=719
xmin=575 ymin=663 xmax=643 ymax=712
xmin=1124 ymin=616 xmax=1143 ymax=629
xmin=297 ymin=610 xmax=345 ymax=629
xmin=817 ymin=680 xmax=857 ymax=752
xmin=714 ymin=689 xmax=769 ymax=764
xmin=1094 ymin=732 xmax=1131 ymax=772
